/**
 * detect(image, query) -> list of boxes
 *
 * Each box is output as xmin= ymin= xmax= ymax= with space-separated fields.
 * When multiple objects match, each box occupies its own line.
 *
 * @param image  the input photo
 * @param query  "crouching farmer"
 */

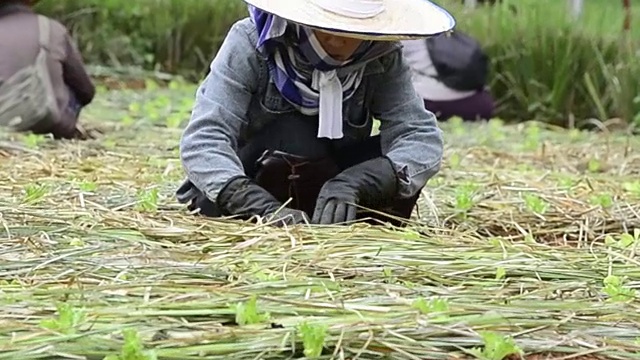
xmin=176 ymin=0 xmax=455 ymax=226
xmin=0 ymin=0 xmax=96 ymax=140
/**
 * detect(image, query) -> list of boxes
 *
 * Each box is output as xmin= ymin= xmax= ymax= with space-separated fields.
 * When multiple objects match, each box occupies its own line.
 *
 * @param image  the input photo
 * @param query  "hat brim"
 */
xmin=242 ymin=0 xmax=456 ymax=41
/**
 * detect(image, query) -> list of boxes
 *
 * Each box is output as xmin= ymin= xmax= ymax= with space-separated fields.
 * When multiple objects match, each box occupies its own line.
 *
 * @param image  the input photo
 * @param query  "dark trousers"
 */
xmin=30 ymin=88 xmax=83 ymax=139
xmin=189 ymin=118 xmax=421 ymax=226
xmin=424 ymin=89 xmax=495 ymax=122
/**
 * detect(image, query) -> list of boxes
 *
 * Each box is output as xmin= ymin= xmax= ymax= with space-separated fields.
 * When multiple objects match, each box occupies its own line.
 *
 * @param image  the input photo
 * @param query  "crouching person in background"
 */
xmin=0 ymin=0 xmax=96 ymax=140
xmin=175 ymin=0 xmax=455 ymax=226
xmin=402 ymin=31 xmax=495 ymax=122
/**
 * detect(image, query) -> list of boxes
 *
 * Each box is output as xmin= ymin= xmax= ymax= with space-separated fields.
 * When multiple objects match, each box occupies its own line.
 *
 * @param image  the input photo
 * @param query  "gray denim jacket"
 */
xmin=176 ymin=17 xmax=444 ymax=205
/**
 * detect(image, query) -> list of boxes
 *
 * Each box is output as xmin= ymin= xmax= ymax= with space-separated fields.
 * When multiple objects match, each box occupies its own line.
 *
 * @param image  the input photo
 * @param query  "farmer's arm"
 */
xmin=61 ymin=30 xmax=96 ymax=106
xmin=370 ymin=49 xmax=444 ymax=199
xmin=179 ymin=20 xmax=260 ymax=201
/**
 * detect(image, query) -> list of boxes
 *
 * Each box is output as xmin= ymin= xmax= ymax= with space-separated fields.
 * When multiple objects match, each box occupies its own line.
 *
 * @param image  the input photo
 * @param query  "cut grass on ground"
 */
xmin=1 ymin=83 xmax=640 ymax=359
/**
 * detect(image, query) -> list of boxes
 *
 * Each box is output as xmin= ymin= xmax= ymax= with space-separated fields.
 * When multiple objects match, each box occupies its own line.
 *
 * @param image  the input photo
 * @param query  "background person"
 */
xmin=0 ymin=0 xmax=96 ymax=139
xmin=401 ymin=32 xmax=495 ymax=122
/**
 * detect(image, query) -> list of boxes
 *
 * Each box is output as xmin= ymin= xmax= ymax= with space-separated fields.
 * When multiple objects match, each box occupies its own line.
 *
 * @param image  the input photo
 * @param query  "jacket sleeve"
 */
xmin=370 ymin=48 xmax=444 ymax=199
xmin=61 ymin=30 xmax=96 ymax=106
xmin=179 ymin=20 xmax=261 ymax=201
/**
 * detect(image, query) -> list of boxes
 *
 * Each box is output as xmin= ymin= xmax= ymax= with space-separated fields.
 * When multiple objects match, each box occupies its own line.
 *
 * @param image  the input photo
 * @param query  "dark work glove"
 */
xmin=217 ymin=176 xmax=309 ymax=226
xmin=311 ymin=156 xmax=398 ymax=225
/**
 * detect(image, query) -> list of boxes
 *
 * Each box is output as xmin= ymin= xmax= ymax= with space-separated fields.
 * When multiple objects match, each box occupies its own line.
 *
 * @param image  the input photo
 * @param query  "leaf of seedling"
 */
xmin=603 ymin=275 xmax=637 ymax=302
xmin=39 ymin=303 xmax=85 ymax=334
xmin=496 ymin=267 xmax=507 ymax=281
xmin=79 ymin=180 xmax=98 ymax=192
xmin=232 ymin=295 xmax=270 ymax=326
xmin=623 ymin=181 xmax=640 ymax=197
xmin=587 ymin=158 xmax=601 ymax=173
xmin=136 ymin=188 xmax=159 ymax=212
xmin=22 ymin=133 xmax=43 ymax=149
xmin=412 ymin=297 xmax=450 ymax=321
xmin=604 ymin=232 xmax=638 ymax=249
xmin=165 ymin=113 xmax=183 ymax=129
xmin=104 ymin=328 xmax=157 ymax=360
xmin=22 ymin=184 xmax=48 ymax=205
xmin=523 ymin=123 xmax=540 ymax=151
xmin=298 ymin=322 xmax=328 ymax=359
xmin=523 ymin=193 xmax=548 ymax=215
xmin=454 ymin=183 xmax=477 ymax=214
xmin=469 ymin=331 xmax=523 ymax=360
xmin=449 ymin=116 xmax=465 ymax=135
xmin=589 ymin=193 xmax=613 ymax=209
xmin=448 ymin=152 xmax=461 ymax=169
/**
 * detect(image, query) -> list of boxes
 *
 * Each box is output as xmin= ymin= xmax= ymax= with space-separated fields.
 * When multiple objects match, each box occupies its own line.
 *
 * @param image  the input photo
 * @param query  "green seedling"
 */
xmin=39 ymin=302 xmax=86 ymax=335
xmin=382 ymin=266 xmax=396 ymax=283
xmin=22 ymin=133 xmax=44 ymax=148
xmin=22 ymin=184 xmax=48 ymax=204
xmin=128 ymin=102 xmax=142 ymax=116
xmin=589 ymin=193 xmax=613 ymax=209
xmin=487 ymin=118 xmax=507 ymax=141
xmin=448 ymin=152 xmax=462 ymax=169
xmin=78 ymin=180 xmax=98 ymax=192
xmin=454 ymin=183 xmax=478 ymax=214
xmin=623 ymin=181 xmax=640 ymax=197
xmin=495 ymin=267 xmax=507 ymax=281
xmin=121 ymin=115 xmax=136 ymax=126
xmin=604 ymin=229 xmax=640 ymax=249
xmin=104 ymin=328 xmax=157 ymax=360
xmin=298 ymin=322 xmax=328 ymax=359
xmin=586 ymin=158 xmax=602 ymax=173
xmin=602 ymin=275 xmax=637 ymax=302
xmin=412 ymin=297 xmax=450 ymax=321
xmin=469 ymin=331 xmax=523 ymax=360
xmin=523 ymin=123 xmax=540 ymax=151
xmin=231 ymin=295 xmax=270 ymax=326
xmin=136 ymin=188 xmax=159 ymax=212
xmin=165 ymin=113 xmax=183 ymax=129
xmin=523 ymin=193 xmax=548 ymax=215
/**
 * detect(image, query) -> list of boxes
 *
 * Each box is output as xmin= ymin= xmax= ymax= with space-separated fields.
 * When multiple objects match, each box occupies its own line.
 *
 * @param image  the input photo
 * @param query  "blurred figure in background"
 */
xmin=0 ymin=0 xmax=96 ymax=140
xmin=401 ymin=31 xmax=495 ymax=122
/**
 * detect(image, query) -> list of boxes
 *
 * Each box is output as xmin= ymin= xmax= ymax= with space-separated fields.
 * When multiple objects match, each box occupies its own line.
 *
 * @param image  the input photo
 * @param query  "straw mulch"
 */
xmin=1 ymin=85 xmax=639 ymax=359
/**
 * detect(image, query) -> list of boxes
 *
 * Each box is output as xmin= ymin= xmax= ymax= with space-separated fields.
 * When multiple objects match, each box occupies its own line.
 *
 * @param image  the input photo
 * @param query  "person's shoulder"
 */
xmin=226 ymin=17 xmax=258 ymax=46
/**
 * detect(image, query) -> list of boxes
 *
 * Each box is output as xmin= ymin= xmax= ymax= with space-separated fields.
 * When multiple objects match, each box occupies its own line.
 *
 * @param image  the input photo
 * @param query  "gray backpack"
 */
xmin=0 ymin=15 xmax=58 ymax=132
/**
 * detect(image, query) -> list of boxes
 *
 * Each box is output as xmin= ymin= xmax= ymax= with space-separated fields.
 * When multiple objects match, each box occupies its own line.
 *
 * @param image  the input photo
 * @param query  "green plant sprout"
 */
xmin=469 ymin=331 xmax=523 ymax=360
xmin=604 ymin=229 xmax=639 ymax=249
xmin=412 ymin=297 xmax=450 ymax=321
xmin=78 ymin=180 xmax=98 ymax=192
xmin=523 ymin=123 xmax=540 ymax=151
xmin=454 ymin=183 xmax=478 ymax=214
xmin=586 ymin=158 xmax=602 ymax=173
xmin=523 ymin=193 xmax=548 ymax=215
xmin=22 ymin=184 xmax=48 ymax=204
xmin=136 ymin=188 xmax=159 ymax=212
xmin=623 ymin=181 xmax=640 ymax=197
xmin=589 ymin=193 xmax=613 ymax=209
xmin=22 ymin=133 xmax=44 ymax=148
xmin=602 ymin=275 xmax=637 ymax=302
xmin=298 ymin=322 xmax=328 ymax=359
xmin=495 ymin=267 xmax=507 ymax=281
xmin=448 ymin=152 xmax=462 ymax=169
xmin=104 ymin=328 xmax=157 ymax=360
xmin=231 ymin=295 xmax=271 ymax=326
xmin=39 ymin=303 xmax=86 ymax=334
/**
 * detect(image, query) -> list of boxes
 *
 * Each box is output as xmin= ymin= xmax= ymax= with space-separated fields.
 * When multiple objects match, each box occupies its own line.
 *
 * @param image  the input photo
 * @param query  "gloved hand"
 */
xmin=217 ymin=176 xmax=309 ymax=226
xmin=311 ymin=156 xmax=398 ymax=225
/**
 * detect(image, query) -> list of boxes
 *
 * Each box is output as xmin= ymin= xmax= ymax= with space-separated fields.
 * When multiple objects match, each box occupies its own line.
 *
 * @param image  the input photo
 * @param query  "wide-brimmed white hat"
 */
xmin=242 ymin=0 xmax=456 ymax=41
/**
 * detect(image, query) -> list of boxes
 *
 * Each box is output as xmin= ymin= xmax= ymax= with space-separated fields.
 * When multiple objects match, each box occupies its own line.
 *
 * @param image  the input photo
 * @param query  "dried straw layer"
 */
xmin=1 ymin=85 xmax=640 ymax=359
